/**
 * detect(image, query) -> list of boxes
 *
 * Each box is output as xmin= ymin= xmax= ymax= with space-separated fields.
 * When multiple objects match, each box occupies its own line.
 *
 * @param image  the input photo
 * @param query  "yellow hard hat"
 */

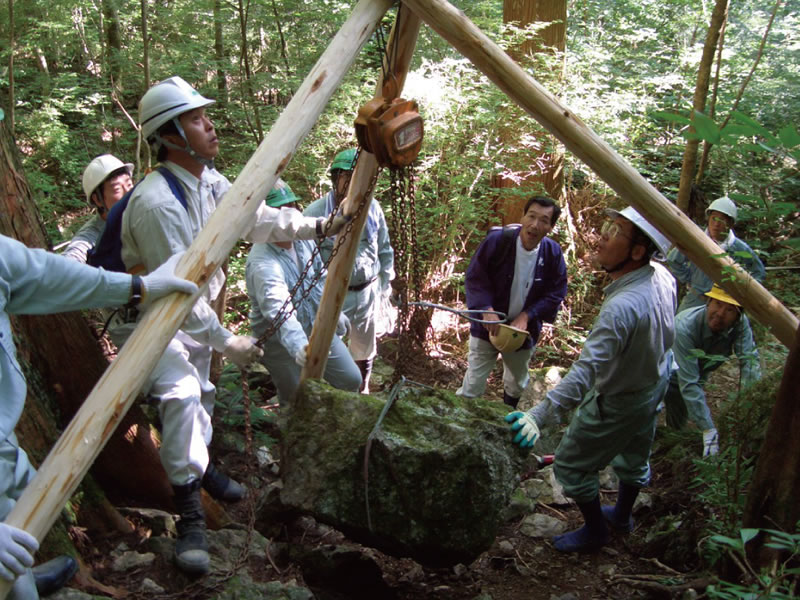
xmin=705 ymin=284 xmax=741 ymax=307
xmin=489 ymin=324 xmax=530 ymax=353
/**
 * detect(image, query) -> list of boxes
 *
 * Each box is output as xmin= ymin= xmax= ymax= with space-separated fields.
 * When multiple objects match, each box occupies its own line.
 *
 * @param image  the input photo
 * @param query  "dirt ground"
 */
xmin=62 ymin=314 xmax=737 ymax=600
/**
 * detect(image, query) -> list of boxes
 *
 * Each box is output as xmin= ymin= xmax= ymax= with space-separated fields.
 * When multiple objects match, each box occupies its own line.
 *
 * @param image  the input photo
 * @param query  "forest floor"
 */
xmin=50 ymin=310 xmax=757 ymax=600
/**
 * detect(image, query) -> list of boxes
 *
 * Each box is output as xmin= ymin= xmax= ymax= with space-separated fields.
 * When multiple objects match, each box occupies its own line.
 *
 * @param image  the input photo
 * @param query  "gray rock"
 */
xmin=140 ymin=578 xmax=166 ymax=594
xmin=47 ymin=590 xmax=109 ymax=600
xmin=599 ymin=465 xmax=619 ymax=490
xmin=215 ymin=575 xmax=314 ymax=600
xmin=111 ymin=550 xmax=155 ymax=572
xmin=519 ymin=513 xmax=567 ymax=538
xmin=280 ymin=380 xmax=528 ymax=567
xmin=117 ymin=507 xmax=176 ymax=537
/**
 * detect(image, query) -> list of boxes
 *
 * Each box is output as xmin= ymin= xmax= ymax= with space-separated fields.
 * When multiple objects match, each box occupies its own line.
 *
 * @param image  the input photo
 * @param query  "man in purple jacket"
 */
xmin=457 ymin=196 xmax=568 ymax=408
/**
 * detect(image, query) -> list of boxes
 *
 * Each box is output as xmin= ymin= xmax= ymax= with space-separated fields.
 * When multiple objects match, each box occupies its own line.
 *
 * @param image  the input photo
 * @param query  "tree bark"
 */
xmin=101 ymin=0 xmax=122 ymax=88
xmin=742 ymin=323 xmax=800 ymax=565
xmin=494 ymin=0 xmax=566 ymax=224
xmin=214 ymin=0 xmax=227 ymax=104
xmin=676 ymin=0 xmax=728 ymax=214
xmin=7 ymin=0 xmax=14 ymax=136
xmin=0 ymin=119 xmax=174 ymax=508
xmin=141 ymin=0 xmax=150 ymax=90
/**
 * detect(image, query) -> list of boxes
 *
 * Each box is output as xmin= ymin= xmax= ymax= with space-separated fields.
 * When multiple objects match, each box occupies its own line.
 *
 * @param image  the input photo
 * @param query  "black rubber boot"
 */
xmin=552 ymin=495 xmax=609 ymax=553
xmin=356 ymin=358 xmax=373 ymax=393
xmin=33 ymin=555 xmax=78 ymax=597
xmin=602 ymin=481 xmax=640 ymax=533
xmin=503 ymin=392 xmax=520 ymax=409
xmin=202 ymin=462 xmax=245 ymax=502
xmin=173 ymin=479 xmax=210 ymax=575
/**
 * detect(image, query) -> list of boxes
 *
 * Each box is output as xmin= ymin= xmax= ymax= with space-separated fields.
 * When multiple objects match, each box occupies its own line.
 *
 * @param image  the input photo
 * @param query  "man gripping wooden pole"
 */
xmin=0 ymin=0 xmax=392 ymax=595
xmin=401 ymin=0 xmax=797 ymax=348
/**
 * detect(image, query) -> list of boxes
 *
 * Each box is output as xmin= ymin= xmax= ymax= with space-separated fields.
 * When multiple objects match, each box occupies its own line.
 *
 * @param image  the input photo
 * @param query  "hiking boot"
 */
xmin=601 ymin=481 xmax=640 ymax=534
xmin=503 ymin=392 xmax=520 ymax=409
xmin=552 ymin=496 xmax=609 ymax=553
xmin=202 ymin=463 xmax=245 ymax=502
xmin=173 ymin=480 xmax=209 ymax=575
xmin=33 ymin=556 xmax=78 ymax=596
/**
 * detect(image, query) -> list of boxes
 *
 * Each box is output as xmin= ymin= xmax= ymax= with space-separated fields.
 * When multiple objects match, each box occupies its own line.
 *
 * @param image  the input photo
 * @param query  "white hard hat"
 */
xmin=82 ymin=154 xmax=134 ymax=202
xmin=139 ymin=76 xmax=215 ymax=141
xmin=489 ymin=324 xmax=529 ymax=353
xmin=705 ymin=196 xmax=737 ymax=222
xmin=604 ymin=206 xmax=672 ymax=258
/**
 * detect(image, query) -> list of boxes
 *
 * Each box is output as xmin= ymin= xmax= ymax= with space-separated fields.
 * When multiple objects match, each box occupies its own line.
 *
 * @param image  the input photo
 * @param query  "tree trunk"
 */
xmin=214 ymin=0 xmax=227 ymax=105
xmin=7 ymin=0 xmax=15 ymax=136
xmin=102 ymin=0 xmax=122 ymax=88
xmin=0 ymin=119 xmax=174 ymax=508
xmin=494 ymin=0 xmax=566 ymax=224
xmin=676 ymin=0 xmax=728 ymax=214
xmin=238 ymin=0 xmax=264 ymax=142
xmin=141 ymin=0 xmax=150 ymax=90
xmin=742 ymin=323 xmax=800 ymax=565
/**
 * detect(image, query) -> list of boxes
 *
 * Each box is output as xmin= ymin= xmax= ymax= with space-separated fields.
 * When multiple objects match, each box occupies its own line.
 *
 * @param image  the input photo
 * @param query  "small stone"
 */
xmin=598 ymin=564 xmax=616 ymax=577
xmin=140 ymin=578 xmax=166 ymax=594
xmin=519 ymin=513 xmax=567 ymax=538
xmin=111 ymin=551 xmax=155 ymax=572
xmin=497 ymin=540 xmax=515 ymax=556
xmin=452 ymin=563 xmax=467 ymax=577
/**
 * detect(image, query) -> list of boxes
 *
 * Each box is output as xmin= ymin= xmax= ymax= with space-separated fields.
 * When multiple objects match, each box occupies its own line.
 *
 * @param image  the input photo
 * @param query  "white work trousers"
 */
xmin=342 ymin=283 xmax=378 ymax=361
xmin=147 ymin=332 xmax=215 ymax=486
xmin=457 ymin=336 xmax=534 ymax=399
xmin=0 ymin=435 xmax=39 ymax=600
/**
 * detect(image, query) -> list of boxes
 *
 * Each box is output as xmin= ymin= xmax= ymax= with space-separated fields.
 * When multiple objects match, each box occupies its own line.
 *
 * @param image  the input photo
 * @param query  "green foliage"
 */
xmin=706 ymin=525 xmax=800 ymax=599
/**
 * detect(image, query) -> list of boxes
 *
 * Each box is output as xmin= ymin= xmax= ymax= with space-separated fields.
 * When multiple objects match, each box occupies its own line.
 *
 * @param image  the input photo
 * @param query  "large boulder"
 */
xmin=279 ymin=380 xmax=528 ymax=567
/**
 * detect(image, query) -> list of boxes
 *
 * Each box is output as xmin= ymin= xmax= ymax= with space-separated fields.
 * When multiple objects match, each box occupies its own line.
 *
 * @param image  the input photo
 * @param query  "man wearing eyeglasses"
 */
xmin=666 ymin=196 xmax=765 ymax=313
xmin=507 ymin=206 xmax=676 ymax=554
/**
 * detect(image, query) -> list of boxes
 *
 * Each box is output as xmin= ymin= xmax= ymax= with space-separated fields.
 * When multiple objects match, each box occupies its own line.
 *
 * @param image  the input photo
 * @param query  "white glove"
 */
xmin=702 ymin=428 xmax=719 ymax=457
xmin=0 ymin=523 xmax=38 ymax=582
xmin=223 ymin=335 xmax=263 ymax=369
xmin=505 ymin=411 xmax=541 ymax=449
xmin=316 ymin=213 xmax=350 ymax=238
xmin=336 ymin=313 xmax=351 ymax=338
xmin=294 ymin=345 xmax=308 ymax=368
xmin=139 ymin=252 xmax=199 ymax=307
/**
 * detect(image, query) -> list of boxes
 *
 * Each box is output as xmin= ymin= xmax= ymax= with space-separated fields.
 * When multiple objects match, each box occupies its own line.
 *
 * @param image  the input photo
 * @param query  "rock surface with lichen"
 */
xmin=279 ymin=380 xmax=528 ymax=567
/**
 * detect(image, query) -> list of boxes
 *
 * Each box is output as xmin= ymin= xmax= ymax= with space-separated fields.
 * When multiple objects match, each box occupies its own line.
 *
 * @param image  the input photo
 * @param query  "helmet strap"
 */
xmin=152 ymin=118 xmax=215 ymax=170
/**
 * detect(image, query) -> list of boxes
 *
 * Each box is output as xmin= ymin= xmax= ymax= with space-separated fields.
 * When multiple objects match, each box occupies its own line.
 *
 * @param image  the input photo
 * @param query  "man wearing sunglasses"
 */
xmin=666 ymin=196 xmax=765 ymax=312
xmin=507 ymin=206 xmax=676 ymax=554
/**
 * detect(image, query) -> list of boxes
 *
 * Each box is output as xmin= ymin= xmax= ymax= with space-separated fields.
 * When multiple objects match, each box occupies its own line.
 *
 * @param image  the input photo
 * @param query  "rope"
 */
xmin=405 ymin=301 xmax=508 ymax=325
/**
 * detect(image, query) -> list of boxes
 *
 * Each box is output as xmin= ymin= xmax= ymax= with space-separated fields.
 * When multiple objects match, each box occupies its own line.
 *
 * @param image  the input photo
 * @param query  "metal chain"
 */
xmin=255 ymin=149 xmax=377 ymax=347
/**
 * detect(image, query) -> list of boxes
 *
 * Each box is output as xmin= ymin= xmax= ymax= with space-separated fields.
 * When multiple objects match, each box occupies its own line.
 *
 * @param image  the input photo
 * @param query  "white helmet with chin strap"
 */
xmin=139 ymin=76 xmax=215 ymax=165
xmin=82 ymin=154 xmax=134 ymax=204
xmin=604 ymin=206 xmax=672 ymax=259
xmin=705 ymin=196 xmax=738 ymax=222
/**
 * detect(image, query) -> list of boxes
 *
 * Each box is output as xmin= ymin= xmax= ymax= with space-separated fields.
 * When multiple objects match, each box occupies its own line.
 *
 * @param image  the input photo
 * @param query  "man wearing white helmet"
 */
xmin=667 ymin=196 xmax=765 ymax=312
xmin=62 ymin=155 xmax=133 ymax=263
xmin=507 ymin=206 xmax=676 ymax=554
xmin=117 ymin=76 xmax=347 ymax=576
xmin=663 ymin=284 xmax=761 ymax=457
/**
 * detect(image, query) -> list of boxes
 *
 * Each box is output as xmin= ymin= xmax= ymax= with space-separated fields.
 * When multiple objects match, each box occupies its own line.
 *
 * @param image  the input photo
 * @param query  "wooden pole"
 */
xmin=0 ymin=1 xmax=391 ymax=596
xmin=302 ymin=6 xmax=422 ymax=380
xmin=401 ymin=0 xmax=798 ymax=348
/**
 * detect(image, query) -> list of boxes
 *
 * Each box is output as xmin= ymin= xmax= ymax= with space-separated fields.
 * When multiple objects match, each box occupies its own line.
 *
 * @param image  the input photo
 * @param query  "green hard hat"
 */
xmin=330 ymin=149 xmax=357 ymax=172
xmin=265 ymin=178 xmax=298 ymax=208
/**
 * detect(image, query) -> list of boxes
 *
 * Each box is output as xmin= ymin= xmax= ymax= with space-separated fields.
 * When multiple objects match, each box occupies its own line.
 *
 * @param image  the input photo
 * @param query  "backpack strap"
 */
xmin=156 ymin=166 xmax=188 ymax=210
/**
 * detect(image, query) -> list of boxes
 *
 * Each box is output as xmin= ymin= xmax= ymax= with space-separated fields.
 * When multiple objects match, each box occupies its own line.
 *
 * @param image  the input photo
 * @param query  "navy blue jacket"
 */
xmin=465 ymin=226 xmax=567 ymax=349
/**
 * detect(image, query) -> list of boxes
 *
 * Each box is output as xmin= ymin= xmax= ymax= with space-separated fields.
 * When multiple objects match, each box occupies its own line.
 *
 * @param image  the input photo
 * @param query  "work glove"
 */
xmin=139 ymin=252 xmax=199 ymax=307
xmin=316 ymin=213 xmax=350 ymax=238
xmin=702 ymin=428 xmax=719 ymax=457
xmin=505 ymin=411 xmax=541 ymax=449
xmin=223 ymin=335 xmax=263 ymax=369
xmin=294 ymin=345 xmax=309 ymax=368
xmin=336 ymin=313 xmax=351 ymax=338
xmin=0 ymin=523 xmax=38 ymax=582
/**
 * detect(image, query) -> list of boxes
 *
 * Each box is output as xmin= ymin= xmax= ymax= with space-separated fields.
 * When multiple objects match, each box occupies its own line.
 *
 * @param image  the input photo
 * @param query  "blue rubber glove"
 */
xmin=505 ymin=411 xmax=541 ymax=448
